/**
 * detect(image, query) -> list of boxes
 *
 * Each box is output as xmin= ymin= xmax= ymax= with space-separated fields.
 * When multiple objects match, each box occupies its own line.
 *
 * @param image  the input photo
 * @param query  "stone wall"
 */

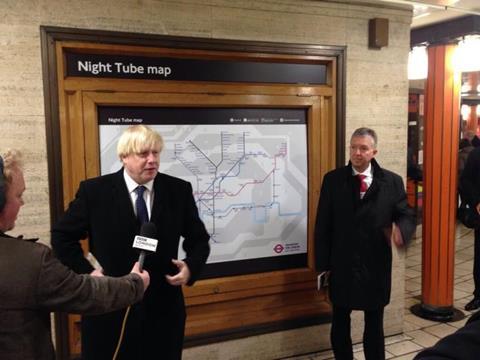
xmin=0 ymin=0 xmax=412 ymax=358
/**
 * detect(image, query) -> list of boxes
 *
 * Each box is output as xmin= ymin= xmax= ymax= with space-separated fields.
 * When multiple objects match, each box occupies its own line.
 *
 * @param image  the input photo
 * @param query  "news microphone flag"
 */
xmin=133 ymin=222 xmax=158 ymax=271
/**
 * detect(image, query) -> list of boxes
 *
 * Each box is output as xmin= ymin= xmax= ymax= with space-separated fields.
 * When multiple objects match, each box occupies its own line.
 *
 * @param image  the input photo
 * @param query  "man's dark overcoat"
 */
xmin=52 ymin=169 xmax=210 ymax=360
xmin=315 ymin=159 xmax=415 ymax=310
xmin=460 ymin=146 xmax=480 ymax=207
xmin=460 ymin=145 xmax=480 ymax=301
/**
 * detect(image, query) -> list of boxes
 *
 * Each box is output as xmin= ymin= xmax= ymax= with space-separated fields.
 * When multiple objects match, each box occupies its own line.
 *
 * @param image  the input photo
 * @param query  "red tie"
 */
xmin=358 ymin=174 xmax=368 ymax=197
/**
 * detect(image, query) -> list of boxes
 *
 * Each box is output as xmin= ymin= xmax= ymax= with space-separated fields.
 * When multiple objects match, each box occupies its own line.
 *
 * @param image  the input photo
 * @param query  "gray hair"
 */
xmin=351 ymin=127 xmax=378 ymax=148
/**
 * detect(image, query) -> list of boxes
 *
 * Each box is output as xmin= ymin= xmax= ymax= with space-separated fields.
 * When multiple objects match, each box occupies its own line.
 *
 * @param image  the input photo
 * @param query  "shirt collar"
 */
xmin=352 ymin=162 xmax=372 ymax=177
xmin=123 ymin=169 xmax=154 ymax=193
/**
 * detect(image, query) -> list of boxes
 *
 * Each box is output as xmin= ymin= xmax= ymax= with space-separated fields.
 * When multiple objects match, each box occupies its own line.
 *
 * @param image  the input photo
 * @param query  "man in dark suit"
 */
xmin=315 ymin=127 xmax=416 ymax=360
xmin=52 ymin=125 xmax=211 ymax=360
xmin=460 ymin=145 xmax=480 ymax=311
xmin=0 ymin=149 xmax=150 ymax=360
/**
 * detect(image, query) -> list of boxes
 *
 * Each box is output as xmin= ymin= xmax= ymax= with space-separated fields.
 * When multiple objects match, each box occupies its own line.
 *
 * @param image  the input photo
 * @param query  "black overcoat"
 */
xmin=460 ymin=146 xmax=480 ymax=208
xmin=314 ymin=159 xmax=415 ymax=310
xmin=52 ymin=169 xmax=210 ymax=359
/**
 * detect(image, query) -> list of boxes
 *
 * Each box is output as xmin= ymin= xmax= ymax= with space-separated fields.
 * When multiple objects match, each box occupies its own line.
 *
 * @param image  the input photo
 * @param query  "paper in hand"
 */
xmin=317 ymin=271 xmax=329 ymax=290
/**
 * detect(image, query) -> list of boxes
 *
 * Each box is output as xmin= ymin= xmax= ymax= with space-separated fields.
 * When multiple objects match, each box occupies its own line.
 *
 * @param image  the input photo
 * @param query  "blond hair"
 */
xmin=116 ymin=125 xmax=164 ymax=159
xmin=1 ymin=149 xmax=23 ymax=191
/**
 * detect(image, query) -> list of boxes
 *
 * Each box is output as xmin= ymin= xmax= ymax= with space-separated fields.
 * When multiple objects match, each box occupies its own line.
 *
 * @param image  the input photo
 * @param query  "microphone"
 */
xmin=133 ymin=222 xmax=158 ymax=272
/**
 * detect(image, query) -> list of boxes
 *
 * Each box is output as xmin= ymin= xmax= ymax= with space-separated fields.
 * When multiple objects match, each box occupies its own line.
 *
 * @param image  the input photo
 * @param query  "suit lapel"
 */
xmin=150 ymin=173 xmax=167 ymax=227
xmin=362 ymin=178 xmax=379 ymax=201
xmin=341 ymin=167 xmax=358 ymax=216
xmin=111 ymin=169 xmax=138 ymax=231
xmin=362 ymin=158 xmax=384 ymax=202
xmin=355 ymin=160 xmax=386 ymax=219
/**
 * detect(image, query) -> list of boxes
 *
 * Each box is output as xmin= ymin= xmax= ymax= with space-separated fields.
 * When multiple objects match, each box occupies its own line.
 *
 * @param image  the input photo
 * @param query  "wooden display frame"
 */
xmin=40 ymin=27 xmax=345 ymax=358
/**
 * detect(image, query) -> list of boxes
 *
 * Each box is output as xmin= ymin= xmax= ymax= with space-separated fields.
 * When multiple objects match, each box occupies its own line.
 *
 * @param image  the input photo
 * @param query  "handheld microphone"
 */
xmin=133 ymin=222 xmax=158 ymax=272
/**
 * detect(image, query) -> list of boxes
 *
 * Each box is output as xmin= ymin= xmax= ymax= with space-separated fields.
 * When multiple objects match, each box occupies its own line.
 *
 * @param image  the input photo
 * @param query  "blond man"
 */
xmin=53 ymin=125 xmax=210 ymax=360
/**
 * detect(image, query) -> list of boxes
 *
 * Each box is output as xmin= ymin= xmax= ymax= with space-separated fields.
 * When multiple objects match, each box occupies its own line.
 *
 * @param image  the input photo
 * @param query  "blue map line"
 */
xmin=173 ymin=130 xmax=300 ymax=237
xmin=200 ymin=201 xmax=304 ymax=224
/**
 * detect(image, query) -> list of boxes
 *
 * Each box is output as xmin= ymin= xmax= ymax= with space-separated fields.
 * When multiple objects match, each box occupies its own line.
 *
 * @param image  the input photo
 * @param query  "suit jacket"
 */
xmin=0 ymin=234 xmax=144 ymax=360
xmin=52 ymin=170 xmax=210 ymax=359
xmin=314 ymin=159 xmax=415 ymax=310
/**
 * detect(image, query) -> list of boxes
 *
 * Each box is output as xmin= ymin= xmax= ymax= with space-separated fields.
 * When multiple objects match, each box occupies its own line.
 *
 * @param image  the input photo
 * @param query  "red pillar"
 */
xmin=465 ymin=72 xmax=479 ymax=133
xmin=412 ymin=44 xmax=462 ymax=321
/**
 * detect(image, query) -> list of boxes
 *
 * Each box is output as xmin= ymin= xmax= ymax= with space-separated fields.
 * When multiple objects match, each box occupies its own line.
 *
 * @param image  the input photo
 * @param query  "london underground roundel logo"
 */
xmin=274 ymin=244 xmax=284 ymax=253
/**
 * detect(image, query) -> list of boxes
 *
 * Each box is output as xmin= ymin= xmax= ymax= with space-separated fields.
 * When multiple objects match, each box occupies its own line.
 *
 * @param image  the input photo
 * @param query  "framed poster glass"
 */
xmin=98 ymin=106 xmax=308 ymax=278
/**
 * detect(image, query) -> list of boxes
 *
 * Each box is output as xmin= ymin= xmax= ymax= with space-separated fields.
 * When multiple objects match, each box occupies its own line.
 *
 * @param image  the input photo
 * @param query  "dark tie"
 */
xmin=357 ymin=174 xmax=368 ymax=198
xmin=135 ymin=185 xmax=149 ymax=224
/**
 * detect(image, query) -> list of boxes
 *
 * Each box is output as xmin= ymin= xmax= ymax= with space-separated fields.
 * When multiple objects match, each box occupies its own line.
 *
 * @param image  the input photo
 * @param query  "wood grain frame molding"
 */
xmin=40 ymin=26 xmax=345 ymax=359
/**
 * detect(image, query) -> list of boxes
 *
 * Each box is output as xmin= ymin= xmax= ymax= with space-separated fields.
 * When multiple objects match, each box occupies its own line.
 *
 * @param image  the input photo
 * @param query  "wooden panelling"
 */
xmin=53 ymin=39 xmax=338 ymax=356
xmin=186 ymin=288 xmax=329 ymax=337
xmin=63 ymin=78 xmax=334 ymax=97
xmin=58 ymin=40 xmax=336 ymax=64
xmin=81 ymin=91 xmax=326 ymax=301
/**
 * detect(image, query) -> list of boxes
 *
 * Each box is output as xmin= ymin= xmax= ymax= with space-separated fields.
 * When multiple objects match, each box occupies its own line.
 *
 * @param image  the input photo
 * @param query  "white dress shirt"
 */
xmin=352 ymin=162 xmax=373 ymax=198
xmin=123 ymin=170 xmax=154 ymax=220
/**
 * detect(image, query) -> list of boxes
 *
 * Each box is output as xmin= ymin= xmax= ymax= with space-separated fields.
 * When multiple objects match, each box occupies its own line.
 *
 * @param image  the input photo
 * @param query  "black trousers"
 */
xmin=331 ymin=306 xmax=385 ymax=360
xmin=474 ymin=227 xmax=480 ymax=299
xmin=81 ymin=288 xmax=186 ymax=360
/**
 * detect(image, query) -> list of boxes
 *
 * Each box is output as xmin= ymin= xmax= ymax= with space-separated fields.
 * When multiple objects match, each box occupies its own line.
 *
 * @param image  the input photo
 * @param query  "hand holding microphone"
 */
xmin=132 ymin=222 xmax=190 ymax=287
xmin=111 ymin=224 xmax=157 ymax=360
xmin=132 ymin=222 xmax=158 ymax=272
xmin=90 ymin=269 xmax=104 ymax=277
xmin=86 ymin=252 xmax=104 ymax=277
xmin=130 ymin=261 xmax=150 ymax=291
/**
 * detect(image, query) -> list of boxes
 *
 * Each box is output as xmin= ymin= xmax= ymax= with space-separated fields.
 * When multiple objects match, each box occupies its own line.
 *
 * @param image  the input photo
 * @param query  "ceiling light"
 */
xmin=461 ymin=82 xmax=471 ymax=93
xmin=461 ymin=104 xmax=471 ymax=121
xmin=455 ymin=35 xmax=480 ymax=73
xmin=408 ymin=46 xmax=428 ymax=80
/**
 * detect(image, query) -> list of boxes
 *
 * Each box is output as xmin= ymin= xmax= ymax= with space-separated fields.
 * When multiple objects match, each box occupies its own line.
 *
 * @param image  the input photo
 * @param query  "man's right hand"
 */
xmin=476 ymin=203 xmax=480 ymax=215
xmin=90 ymin=269 xmax=104 ymax=277
xmin=130 ymin=261 xmax=150 ymax=291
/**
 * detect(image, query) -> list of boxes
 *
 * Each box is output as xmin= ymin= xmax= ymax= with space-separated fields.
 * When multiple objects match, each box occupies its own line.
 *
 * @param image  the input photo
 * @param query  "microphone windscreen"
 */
xmin=140 ymin=222 xmax=157 ymax=238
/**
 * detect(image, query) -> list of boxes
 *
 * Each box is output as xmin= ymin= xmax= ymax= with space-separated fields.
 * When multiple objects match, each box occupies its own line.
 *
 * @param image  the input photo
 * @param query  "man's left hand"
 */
xmin=165 ymin=259 xmax=191 ymax=286
xmin=391 ymin=223 xmax=404 ymax=247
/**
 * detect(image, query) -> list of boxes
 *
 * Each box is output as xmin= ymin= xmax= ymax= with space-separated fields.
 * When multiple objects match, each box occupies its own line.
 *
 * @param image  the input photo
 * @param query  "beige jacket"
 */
xmin=0 ymin=234 xmax=144 ymax=360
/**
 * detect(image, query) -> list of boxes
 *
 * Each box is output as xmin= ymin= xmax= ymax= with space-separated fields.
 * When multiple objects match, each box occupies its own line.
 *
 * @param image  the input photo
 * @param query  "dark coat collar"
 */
xmin=346 ymin=158 xmax=386 ymax=203
xmin=0 ymin=231 xmax=38 ymax=242
xmin=0 ymin=231 xmax=11 ymax=238
xmin=345 ymin=158 xmax=385 ymax=180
